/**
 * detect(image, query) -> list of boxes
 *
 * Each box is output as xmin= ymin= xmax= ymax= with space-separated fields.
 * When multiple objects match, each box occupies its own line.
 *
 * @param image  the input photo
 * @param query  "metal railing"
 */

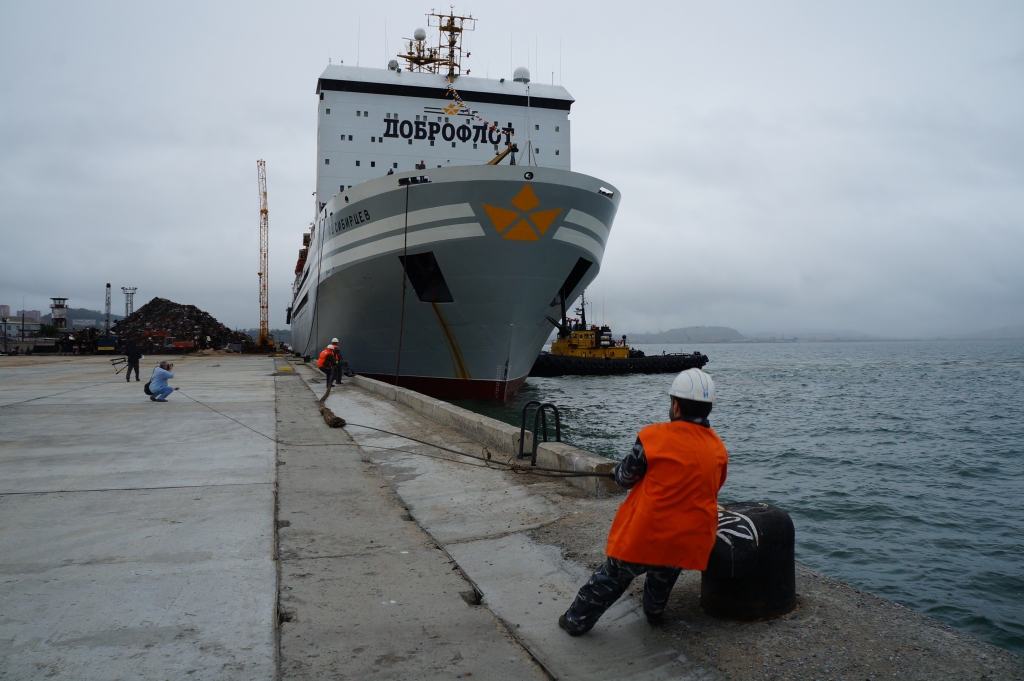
xmin=518 ymin=401 xmax=561 ymax=465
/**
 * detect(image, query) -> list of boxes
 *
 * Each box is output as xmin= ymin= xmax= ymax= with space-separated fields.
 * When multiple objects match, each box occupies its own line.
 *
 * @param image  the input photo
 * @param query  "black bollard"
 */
xmin=701 ymin=501 xmax=796 ymax=621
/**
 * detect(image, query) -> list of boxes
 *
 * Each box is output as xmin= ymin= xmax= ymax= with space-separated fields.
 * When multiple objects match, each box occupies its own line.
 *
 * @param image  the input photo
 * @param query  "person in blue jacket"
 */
xmin=149 ymin=361 xmax=177 ymax=402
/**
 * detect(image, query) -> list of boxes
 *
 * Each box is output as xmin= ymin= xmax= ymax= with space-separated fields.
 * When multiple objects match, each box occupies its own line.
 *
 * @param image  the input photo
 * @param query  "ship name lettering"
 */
xmin=339 ymin=209 xmax=371 ymax=229
xmin=380 ymin=119 xmax=500 ymax=146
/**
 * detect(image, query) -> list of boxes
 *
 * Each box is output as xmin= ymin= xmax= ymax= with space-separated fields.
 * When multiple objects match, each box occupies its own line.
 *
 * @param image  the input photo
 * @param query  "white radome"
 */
xmin=414 ymin=27 xmax=427 ymax=41
xmin=513 ymin=66 xmax=530 ymax=83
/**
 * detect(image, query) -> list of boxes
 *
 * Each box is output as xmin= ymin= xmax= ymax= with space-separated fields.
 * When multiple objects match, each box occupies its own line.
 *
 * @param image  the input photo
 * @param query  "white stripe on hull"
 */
xmin=322 ymin=222 xmax=486 ymax=273
xmin=323 ymin=203 xmax=476 ymax=254
xmin=552 ymin=227 xmax=605 ymax=260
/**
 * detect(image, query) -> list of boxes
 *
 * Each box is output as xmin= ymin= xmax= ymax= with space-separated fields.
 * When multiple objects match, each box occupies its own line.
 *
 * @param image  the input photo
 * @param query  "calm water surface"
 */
xmin=453 ymin=341 xmax=1024 ymax=655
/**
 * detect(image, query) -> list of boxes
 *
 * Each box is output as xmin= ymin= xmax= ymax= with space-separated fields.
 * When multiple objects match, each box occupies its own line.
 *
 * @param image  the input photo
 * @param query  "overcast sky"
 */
xmin=2 ymin=1 xmax=1022 ymax=337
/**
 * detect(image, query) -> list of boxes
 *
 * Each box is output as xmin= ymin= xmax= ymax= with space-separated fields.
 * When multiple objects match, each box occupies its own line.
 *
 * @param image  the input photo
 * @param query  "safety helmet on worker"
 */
xmin=669 ymin=368 xmax=715 ymax=404
xmin=331 ymin=337 xmax=339 ymax=344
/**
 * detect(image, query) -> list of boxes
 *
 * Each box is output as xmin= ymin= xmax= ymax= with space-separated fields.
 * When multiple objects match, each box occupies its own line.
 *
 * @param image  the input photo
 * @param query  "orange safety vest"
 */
xmin=605 ymin=421 xmax=729 ymax=570
xmin=317 ymin=347 xmax=336 ymax=368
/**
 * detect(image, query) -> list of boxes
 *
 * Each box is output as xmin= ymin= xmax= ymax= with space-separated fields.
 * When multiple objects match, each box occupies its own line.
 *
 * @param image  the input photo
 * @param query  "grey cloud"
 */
xmin=1 ymin=1 xmax=1022 ymax=339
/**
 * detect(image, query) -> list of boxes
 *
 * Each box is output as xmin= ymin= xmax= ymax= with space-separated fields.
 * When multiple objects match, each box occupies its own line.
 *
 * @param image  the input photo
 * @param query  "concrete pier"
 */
xmin=1 ymin=355 xmax=277 ymax=679
xmin=2 ymin=354 xmax=1022 ymax=680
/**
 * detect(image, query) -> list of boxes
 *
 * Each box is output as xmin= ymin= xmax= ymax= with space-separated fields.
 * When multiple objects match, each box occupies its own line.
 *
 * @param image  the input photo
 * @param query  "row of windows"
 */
xmin=325 ymin=146 xmax=559 ymax=166
xmin=336 ymin=135 xmax=558 ymax=153
xmin=325 ymin=108 xmax=561 ymax=132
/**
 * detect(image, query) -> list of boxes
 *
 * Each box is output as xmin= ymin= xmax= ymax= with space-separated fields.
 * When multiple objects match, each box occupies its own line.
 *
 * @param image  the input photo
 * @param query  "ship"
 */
xmin=529 ymin=292 xmax=710 ymax=376
xmin=289 ymin=12 xmax=620 ymax=400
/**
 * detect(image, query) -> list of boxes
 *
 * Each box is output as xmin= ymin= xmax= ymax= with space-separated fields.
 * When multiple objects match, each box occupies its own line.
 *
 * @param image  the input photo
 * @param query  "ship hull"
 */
xmin=290 ymin=165 xmax=619 ymax=400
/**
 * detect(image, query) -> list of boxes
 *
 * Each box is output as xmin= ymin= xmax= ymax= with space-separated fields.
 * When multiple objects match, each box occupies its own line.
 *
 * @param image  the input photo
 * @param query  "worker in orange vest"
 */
xmin=559 ymin=368 xmax=728 ymax=636
xmin=317 ymin=342 xmax=338 ymax=384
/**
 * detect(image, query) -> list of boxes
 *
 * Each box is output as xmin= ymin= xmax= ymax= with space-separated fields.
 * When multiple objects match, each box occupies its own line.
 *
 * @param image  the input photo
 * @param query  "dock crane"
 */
xmin=256 ymin=160 xmax=271 ymax=347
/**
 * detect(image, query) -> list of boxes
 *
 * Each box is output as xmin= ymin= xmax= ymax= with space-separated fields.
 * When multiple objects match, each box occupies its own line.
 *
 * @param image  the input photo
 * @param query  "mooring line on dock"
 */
xmin=176 ymin=389 xmax=614 ymax=480
xmin=0 ymin=481 xmax=273 ymax=497
xmin=0 ymin=380 xmax=113 ymax=408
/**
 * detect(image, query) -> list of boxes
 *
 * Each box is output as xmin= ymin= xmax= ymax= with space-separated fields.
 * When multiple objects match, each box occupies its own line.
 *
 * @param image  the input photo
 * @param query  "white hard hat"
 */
xmin=669 ymin=368 xmax=715 ymax=404
xmin=331 ymin=337 xmax=339 ymax=343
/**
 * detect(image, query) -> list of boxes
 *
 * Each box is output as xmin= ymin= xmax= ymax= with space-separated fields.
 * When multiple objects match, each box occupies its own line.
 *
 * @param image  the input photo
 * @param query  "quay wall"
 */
xmin=348 ymin=374 xmax=618 ymax=495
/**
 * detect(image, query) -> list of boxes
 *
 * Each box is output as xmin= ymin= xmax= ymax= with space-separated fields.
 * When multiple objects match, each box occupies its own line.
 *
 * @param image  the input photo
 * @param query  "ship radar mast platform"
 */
xmin=397 ymin=11 xmax=476 ymax=80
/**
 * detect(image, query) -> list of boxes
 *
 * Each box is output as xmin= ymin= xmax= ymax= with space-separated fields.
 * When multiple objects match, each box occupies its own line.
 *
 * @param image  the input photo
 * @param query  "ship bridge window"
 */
xmin=370 ymin=161 xmax=375 ymax=167
xmin=364 ymin=111 xmax=368 ymax=117
xmin=399 ymin=252 xmax=454 ymax=303
xmin=326 ymin=108 xmax=330 ymax=114
xmin=357 ymin=111 xmax=361 ymax=116
xmin=535 ymin=124 xmax=540 ymax=130
xmin=556 ymin=150 xmax=560 ymax=155
xmin=355 ymin=160 xmax=360 ymax=166
xmin=324 ymin=159 xmax=329 ymax=165
xmin=371 ymin=136 xmax=376 ymax=142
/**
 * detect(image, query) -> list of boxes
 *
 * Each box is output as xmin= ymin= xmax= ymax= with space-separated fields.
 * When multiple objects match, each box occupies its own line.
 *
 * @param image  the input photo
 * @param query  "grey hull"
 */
xmin=290 ymin=164 xmax=619 ymax=400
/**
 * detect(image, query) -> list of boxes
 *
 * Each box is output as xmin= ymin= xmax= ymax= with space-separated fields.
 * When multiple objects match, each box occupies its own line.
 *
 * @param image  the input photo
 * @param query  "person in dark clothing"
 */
xmin=326 ymin=338 xmax=354 ymax=385
xmin=124 ymin=343 xmax=143 ymax=382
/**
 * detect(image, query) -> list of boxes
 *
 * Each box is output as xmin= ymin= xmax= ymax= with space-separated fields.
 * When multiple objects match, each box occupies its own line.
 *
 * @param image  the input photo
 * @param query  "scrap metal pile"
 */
xmin=111 ymin=297 xmax=256 ymax=353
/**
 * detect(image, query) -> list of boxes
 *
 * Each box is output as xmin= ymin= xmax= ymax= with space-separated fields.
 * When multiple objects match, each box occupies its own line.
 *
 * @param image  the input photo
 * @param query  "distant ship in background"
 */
xmin=288 ymin=11 xmax=619 ymax=399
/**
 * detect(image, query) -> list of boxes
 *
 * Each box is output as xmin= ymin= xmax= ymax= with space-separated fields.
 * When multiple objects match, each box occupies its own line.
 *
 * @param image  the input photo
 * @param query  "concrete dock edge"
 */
xmin=348 ymin=374 xmax=618 ymax=495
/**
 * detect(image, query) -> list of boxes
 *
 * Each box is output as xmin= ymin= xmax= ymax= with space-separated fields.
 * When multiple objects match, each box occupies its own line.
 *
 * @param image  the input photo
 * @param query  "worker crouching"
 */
xmin=318 ymin=338 xmax=354 ymax=386
xmin=559 ymin=368 xmax=728 ymax=635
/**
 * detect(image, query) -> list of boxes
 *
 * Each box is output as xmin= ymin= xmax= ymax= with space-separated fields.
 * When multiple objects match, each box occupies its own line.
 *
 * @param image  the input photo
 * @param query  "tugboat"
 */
xmin=530 ymin=292 xmax=709 ymax=377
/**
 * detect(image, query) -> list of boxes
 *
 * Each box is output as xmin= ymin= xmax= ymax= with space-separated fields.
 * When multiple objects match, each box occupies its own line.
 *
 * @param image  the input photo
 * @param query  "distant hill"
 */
xmin=956 ymin=326 xmax=1024 ymax=340
xmin=41 ymin=308 xmax=124 ymax=325
xmin=627 ymin=326 xmax=745 ymax=343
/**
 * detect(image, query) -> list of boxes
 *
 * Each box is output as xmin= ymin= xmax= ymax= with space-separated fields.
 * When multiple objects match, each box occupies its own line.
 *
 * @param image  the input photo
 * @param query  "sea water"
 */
xmin=452 ymin=340 xmax=1024 ymax=655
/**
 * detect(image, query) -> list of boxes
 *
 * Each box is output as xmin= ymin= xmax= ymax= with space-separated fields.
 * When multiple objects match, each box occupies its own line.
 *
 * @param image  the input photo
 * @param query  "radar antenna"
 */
xmin=398 ymin=10 xmax=475 ymax=80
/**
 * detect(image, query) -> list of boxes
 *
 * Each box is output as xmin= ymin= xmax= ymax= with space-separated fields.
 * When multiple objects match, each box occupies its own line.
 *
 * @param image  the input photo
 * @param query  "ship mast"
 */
xmin=398 ymin=11 xmax=476 ymax=80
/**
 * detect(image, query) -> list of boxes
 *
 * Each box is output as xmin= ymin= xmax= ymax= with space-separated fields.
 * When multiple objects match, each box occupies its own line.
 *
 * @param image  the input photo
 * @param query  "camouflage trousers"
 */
xmin=562 ymin=557 xmax=682 ymax=634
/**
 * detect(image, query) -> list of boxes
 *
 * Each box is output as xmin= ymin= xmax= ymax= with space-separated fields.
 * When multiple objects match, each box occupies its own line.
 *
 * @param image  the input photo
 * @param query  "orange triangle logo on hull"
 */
xmin=482 ymin=184 xmax=562 ymax=241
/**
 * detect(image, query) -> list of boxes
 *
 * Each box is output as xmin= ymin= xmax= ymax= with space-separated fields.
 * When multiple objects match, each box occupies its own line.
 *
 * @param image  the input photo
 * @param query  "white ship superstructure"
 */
xmin=290 ymin=13 xmax=619 ymax=400
xmin=314 ymin=68 xmax=571 ymax=207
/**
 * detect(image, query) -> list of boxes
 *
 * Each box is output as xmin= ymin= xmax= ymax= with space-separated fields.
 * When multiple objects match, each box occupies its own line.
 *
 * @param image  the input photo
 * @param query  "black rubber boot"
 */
xmin=558 ymin=613 xmax=586 ymax=637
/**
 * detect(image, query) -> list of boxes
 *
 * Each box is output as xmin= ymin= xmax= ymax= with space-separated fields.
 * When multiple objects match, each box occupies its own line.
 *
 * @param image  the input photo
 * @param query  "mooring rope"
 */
xmin=176 ymin=388 xmax=614 ymax=480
